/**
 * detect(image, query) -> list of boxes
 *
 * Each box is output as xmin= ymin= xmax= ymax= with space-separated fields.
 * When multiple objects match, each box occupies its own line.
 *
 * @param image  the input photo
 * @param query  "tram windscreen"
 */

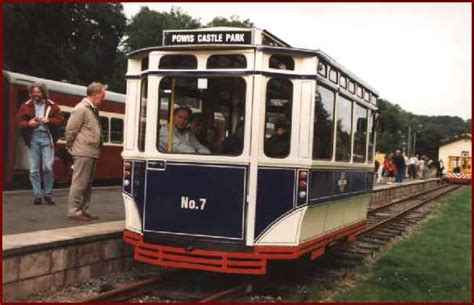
xmin=157 ymin=77 xmax=246 ymax=156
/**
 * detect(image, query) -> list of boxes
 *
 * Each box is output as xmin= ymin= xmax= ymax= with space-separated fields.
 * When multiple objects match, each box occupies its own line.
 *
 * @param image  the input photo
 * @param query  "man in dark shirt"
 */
xmin=392 ymin=149 xmax=406 ymax=183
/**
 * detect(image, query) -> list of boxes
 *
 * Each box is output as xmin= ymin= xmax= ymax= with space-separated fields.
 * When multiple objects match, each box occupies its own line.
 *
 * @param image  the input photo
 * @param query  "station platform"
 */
xmin=2 ymin=186 xmax=124 ymax=235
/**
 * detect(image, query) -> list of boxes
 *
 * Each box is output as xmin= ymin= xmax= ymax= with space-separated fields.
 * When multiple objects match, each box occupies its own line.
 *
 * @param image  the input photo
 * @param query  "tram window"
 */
xmin=340 ymin=75 xmax=347 ymax=89
xmin=335 ymin=96 xmax=353 ymax=162
xmin=58 ymin=111 xmax=71 ymax=140
xmin=313 ymin=86 xmax=335 ymax=160
xmin=356 ymin=85 xmax=363 ymax=98
xmin=141 ymin=57 xmax=149 ymax=71
xmin=368 ymin=111 xmax=375 ymax=162
xmin=269 ymin=55 xmax=295 ymax=70
xmin=329 ymin=69 xmax=338 ymax=84
xmin=157 ymin=77 xmax=246 ymax=156
xmin=370 ymin=94 xmax=377 ymax=105
xmin=159 ymin=55 xmax=197 ymax=69
xmin=363 ymin=90 xmax=370 ymax=102
xmin=264 ymin=78 xmax=293 ymax=158
xmin=317 ymin=62 xmax=327 ymax=77
xmin=100 ymin=116 xmax=109 ymax=143
xmin=111 ymin=118 xmax=124 ymax=144
xmin=348 ymin=80 xmax=355 ymax=93
xmin=353 ymin=104 xmax=367 ymax=163
xmin=137 ymin=79 xmax=148 ymax=152
xmin=207 ymin=54 xmax=247 ymax=69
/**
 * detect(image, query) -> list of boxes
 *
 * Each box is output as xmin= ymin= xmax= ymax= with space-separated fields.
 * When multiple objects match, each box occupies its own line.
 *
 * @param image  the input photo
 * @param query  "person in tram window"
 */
xmin=16 ymin=82 xmax=64 ymax=205
xmin=159 ymin=106 xmax=210 ymax=154
xmin=265 ymin=119 xmax=290 ymax=158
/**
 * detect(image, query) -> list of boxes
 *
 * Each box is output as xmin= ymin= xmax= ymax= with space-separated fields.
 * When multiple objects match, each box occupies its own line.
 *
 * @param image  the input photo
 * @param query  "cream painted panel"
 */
xmin=123 ymin=193 xmax=142 ymax=233
xmin=255 ymin=208 xmax=307 ymax=246
xmin=299 ymin=204 xmax=329 ymax=242
xmin=323 ymin=200 xmax=346 ymax=232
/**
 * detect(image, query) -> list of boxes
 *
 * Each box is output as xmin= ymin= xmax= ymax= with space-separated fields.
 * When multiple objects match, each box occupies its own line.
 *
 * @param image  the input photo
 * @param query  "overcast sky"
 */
xmin=123 ymin=3 xmax=471 ymax=120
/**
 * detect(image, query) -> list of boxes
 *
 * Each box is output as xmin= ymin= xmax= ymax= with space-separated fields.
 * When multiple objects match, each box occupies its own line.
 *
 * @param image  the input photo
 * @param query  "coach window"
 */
xmin=348 ymin=80 xmax=355 ymax=94
xmin=58 ymin=111 xmax=71 ymax=140
xmin=317 ymin=62 xmax=327 ymax=77
xmin=329 ymin=68 xmax=338 ymax=84
xmin=137 ymin=78 xmax=148 ymax=152
xmin=313 ymin=85 xmax=335 ymax=160
xmin=370 ymin=94 xmax=377 ymax=105
xmin=269 ymin=55 xmax=295 ymax=70
xmin=111 ymin=118 xmax=124 ymax=144
xmin=353 ymin=103 xmax=368 ymax=162
xmin=340 ymin=75 xmax=347 ymax=89
xmin=264 ymin=78 xmax=293 ymax=158
xmin=335 ymin=95 xmax=353 ymax=162
xmin=207 ymin=54 xmax=247 ymax=69
xmin=356 ymin=85 xmax=363 ymax=98
xmin=100 ymin=117 xmax=109 ymax=143
xmin=159 ymin=55 xmax=197 ymax=69
xmin=363 ymin=90 xmax=370 ymax=102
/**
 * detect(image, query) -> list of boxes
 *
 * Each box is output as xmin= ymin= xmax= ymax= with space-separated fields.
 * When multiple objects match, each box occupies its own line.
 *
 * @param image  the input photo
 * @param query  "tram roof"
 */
xmin=3 ymin=70 xmax=126 ymax=103
xmin=127 ymin=27 xmax=379 ymax=96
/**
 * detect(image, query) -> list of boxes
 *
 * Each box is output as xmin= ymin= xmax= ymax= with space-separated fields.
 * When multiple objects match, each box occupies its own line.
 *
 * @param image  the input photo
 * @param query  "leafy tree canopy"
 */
xmin=205 ymin=15 xmax=254 ymax=28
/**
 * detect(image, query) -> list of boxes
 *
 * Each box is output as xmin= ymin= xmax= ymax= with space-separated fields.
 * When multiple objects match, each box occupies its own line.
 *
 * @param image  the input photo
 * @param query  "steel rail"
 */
xmin=358 ymin=185 xmax=460 ymax=237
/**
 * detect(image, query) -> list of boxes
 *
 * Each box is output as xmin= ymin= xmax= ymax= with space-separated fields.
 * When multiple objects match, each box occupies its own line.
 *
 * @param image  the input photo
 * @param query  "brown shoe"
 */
xmin=34 ymin=198 xmax=42 ymax=205
xmin=44 ymin=197 xmax=55 ymax=205
xmin=83 ymin=212 xmax=99 ymax=220
xmin=68 ymin=214 xmax=91 ymax=222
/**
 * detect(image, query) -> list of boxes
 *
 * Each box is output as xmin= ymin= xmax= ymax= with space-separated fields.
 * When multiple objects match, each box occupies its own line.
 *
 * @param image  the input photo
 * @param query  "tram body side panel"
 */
xmin=142 ymin=162 xmax=247 ymax=240
xmin=255 ymin=169 xmax=372 ymax=246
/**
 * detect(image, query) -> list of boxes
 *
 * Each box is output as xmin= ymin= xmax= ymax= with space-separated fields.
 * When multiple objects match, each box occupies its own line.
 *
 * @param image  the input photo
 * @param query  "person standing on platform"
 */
xmin=65 ymin=83 xmax=107 ymax=221
xmin=392 ymin=149 xmax=406 ymax=183
xmin=17 ymin=83 xmax=64 ymax=205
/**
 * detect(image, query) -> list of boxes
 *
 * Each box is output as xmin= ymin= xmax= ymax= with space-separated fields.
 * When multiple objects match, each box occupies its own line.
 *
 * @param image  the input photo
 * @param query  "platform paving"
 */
xmin=2 ymin=186 xmax=124 ymax=235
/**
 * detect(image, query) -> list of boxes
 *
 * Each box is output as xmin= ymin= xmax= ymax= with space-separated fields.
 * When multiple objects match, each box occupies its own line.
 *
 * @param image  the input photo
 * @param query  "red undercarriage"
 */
xmin=123 ymin=220 xmax=367 ymax=275
xmin=447 ymin=177 xmax=471 ymax=184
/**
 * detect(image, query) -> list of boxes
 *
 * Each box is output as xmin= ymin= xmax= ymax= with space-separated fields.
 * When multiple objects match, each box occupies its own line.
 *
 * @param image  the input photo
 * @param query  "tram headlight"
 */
xmin=123 ymin=179 xmax=130 ymax=187
xmin=299 ymin=191 xmax=307 ymax=199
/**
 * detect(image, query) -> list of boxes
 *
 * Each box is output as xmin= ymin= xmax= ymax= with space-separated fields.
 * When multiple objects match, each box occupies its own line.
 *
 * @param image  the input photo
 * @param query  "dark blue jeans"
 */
xmin=395 ymin=167 xmax=404 ymax=183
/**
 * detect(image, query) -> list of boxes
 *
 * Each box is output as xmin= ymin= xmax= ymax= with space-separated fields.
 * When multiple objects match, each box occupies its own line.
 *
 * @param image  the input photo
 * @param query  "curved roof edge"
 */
xmin=3 ymin=70 xmax=126 ymax=103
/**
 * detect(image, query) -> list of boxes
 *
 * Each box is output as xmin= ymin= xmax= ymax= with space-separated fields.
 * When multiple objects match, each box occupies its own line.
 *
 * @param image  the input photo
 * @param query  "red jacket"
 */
xmin=17 ymin=99 xmax=64 ymax=147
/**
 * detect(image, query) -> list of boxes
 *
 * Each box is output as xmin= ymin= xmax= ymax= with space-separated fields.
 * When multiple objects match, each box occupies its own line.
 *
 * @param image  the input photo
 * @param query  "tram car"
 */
xmin=122 ymin=27 xmax=379 ymax=275
xmin=2 ymin=70 xmax=126 ymax=189
xmin=438 ymin=133 xmax=471 ymax=184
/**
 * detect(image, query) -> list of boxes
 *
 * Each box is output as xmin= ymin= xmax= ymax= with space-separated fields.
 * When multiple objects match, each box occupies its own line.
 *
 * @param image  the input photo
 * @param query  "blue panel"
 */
xmin=145 ymin=163 xmax=246 ymax=239
xmin=255 ymin=168 xmax=295 ymax=239
xmin=309 ymin=170 xmax=334 ymax=199
xmin=351 ymin=171 xmax=367 ymax=193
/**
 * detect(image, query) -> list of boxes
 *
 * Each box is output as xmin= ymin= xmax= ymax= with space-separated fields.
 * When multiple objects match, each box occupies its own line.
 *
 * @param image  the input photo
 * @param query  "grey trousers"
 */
xmin=67 ymin=156 xmax=97 ymax=216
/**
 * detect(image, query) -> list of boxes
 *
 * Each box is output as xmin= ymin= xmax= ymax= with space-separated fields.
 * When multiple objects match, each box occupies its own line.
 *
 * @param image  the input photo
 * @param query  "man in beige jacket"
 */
xmin=65 ymin=83 xmax=107 ymax=221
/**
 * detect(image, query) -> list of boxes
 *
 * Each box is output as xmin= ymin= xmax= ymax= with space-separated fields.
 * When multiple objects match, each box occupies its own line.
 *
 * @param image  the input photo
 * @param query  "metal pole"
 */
xmin=167 ymin=78 xmax=176 ymax=153
xmin=407 ymin=126 xmax=411 ymax=155
xmin=413 ymin=132 xmax=416 ymax=155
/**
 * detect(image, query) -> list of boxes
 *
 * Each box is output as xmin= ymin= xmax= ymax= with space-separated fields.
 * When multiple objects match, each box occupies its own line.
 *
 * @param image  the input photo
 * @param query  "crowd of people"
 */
xmin=374 ymin=150 xmax=444 ymax=184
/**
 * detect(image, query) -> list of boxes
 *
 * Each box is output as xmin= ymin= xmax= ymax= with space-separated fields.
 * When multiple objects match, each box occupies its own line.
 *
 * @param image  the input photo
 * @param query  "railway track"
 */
xmin=81 ymin=184 xmax=462 ymax=303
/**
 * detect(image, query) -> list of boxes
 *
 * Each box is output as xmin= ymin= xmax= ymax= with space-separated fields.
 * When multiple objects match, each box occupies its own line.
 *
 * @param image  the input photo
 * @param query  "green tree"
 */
xmin=123 ymin=6 xmax=201 ymax=52
xmin=3 ymin=3 xmax=127 ymax=92
xmin=206 ymin=15 xmax=254 ymax=28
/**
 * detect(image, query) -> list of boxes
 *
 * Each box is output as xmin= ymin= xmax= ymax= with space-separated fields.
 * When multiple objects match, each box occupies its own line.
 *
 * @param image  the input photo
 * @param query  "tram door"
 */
xmin=144 ymin=76 xmax=252 ymax=241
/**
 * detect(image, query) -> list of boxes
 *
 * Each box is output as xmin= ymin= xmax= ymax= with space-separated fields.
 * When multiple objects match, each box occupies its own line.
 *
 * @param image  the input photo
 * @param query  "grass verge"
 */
xmin=333 ymin=186 xmax=471 ymax=302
